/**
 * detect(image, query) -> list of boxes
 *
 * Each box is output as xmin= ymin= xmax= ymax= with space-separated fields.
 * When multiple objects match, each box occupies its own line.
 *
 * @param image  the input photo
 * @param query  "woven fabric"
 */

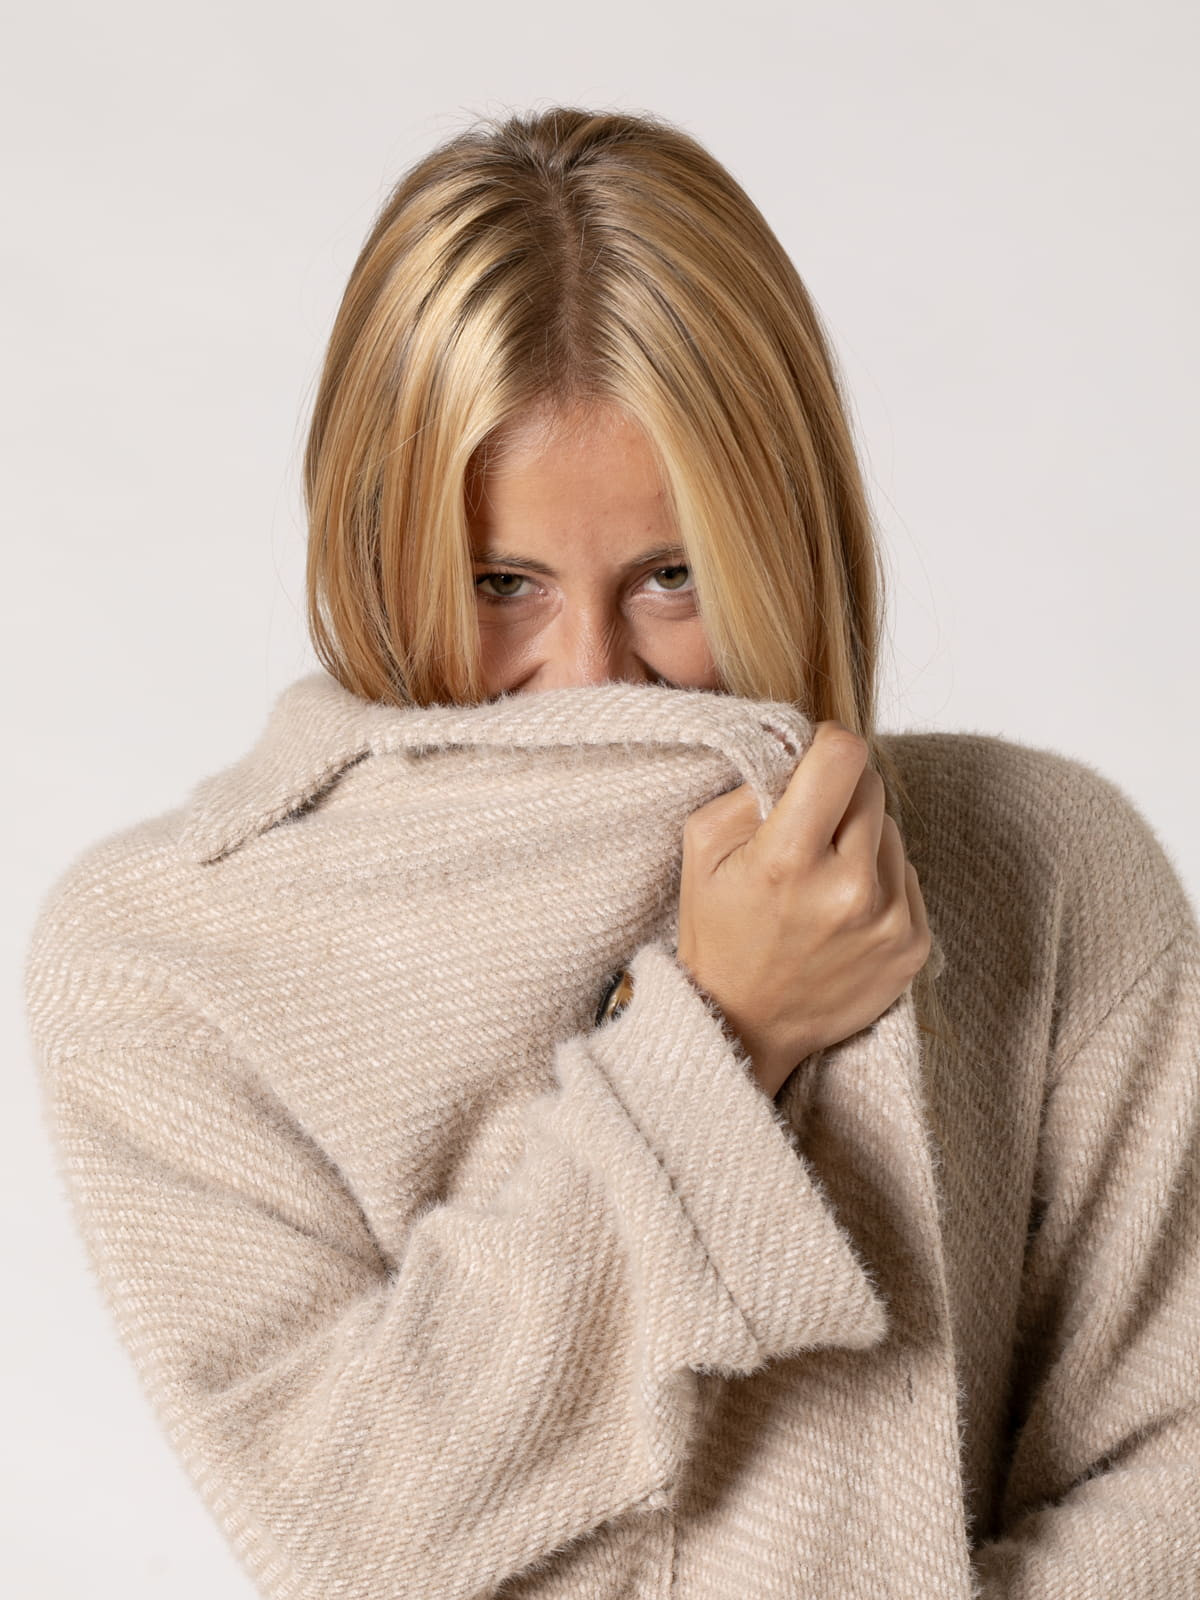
xmin=23 ymin=671 xmax=1200 ymax=1598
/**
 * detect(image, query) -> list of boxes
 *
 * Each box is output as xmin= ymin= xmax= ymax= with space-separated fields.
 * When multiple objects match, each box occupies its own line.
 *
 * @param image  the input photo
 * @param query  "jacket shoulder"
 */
xmin=22 ymin=806 xmax=201 ymax=1064
xmin=880 ymin=728 xmax=1196 ymax=1063
xmin=26 ymin=670 xmax=381 ymax=984
xmin=27 ymin=809 xmax=188 ymax=952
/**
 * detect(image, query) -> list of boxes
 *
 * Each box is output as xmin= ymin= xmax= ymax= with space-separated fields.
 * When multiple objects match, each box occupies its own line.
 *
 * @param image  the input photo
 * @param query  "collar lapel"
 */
xmin=177 ymin=670 xmax=817 ymax=868
xmin=178 ymin=672 xmax=401 ymax=865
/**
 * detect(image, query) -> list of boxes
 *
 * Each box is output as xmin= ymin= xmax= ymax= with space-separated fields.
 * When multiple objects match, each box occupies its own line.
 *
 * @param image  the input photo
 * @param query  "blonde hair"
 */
xmin=302 ymin=104 xmax=952 ymax=1046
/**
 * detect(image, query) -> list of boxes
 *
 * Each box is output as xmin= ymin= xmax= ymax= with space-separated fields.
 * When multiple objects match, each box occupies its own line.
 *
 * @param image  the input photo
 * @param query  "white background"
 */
xmin=4 ymin=1 xmax=1197 ymax=1592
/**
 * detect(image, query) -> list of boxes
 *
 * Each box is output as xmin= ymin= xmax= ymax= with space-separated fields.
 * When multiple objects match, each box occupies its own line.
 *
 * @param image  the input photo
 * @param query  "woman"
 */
xmin=25 ymin=107 xmax=1200 ymax=1598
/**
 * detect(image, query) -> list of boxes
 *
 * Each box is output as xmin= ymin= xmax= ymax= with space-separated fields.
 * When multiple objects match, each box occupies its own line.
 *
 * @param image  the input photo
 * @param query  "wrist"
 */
xmin=671 ymin=950 xmax=751 ymax=1057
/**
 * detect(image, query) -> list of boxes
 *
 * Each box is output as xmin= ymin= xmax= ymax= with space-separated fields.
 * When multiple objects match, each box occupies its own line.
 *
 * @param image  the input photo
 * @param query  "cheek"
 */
xmin=640 ymin=616 xmax=720 ymax=681
xmin=473 ymin=614 xmax=540 ymax=678
xmin=472 ymin=607 xmax=719 ymax=688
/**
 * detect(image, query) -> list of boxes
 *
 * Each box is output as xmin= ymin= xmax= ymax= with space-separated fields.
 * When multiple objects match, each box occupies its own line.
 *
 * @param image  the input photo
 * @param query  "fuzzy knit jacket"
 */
xmin=23 ymin=671 xmax=1200 ymax=1600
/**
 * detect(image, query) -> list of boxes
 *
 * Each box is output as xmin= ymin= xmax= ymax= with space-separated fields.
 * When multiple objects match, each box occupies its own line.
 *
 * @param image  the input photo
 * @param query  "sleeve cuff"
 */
xmin=582 ymin=938 xmax=888 ymax=1364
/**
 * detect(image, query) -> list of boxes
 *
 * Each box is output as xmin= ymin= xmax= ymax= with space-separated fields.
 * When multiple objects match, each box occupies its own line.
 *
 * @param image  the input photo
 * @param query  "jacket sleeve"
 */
xmin=24 ymin=910 xmax=886 ymax=1600
xmin=970 ymin=918 xmax=1200 ymax=1598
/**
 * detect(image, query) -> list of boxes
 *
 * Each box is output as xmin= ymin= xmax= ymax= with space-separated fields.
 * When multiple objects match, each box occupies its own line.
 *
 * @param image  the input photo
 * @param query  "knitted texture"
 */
xmin=23 ymin=672 xmax=1200 ymax=1599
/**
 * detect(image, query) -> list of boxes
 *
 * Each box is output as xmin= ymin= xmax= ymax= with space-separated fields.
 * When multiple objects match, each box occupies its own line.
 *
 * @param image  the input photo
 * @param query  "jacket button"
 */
xmin=596 ymin=966 xmax=635 ymax=1026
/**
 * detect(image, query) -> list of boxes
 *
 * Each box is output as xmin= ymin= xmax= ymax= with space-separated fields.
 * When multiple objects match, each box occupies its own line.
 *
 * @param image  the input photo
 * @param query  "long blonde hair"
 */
xmin=303 ymin=105 xmax=952 ymax=1045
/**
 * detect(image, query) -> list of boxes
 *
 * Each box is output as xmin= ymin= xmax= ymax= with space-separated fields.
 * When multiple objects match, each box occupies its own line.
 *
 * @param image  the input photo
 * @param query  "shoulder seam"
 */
xmin=1047 ymin=920 xmax=1197 ymax=1089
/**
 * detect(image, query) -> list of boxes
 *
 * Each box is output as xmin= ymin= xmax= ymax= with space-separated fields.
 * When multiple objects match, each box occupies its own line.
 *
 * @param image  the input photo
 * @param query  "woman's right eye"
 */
xmin=475 ymin=572 xmax=533 ymax=602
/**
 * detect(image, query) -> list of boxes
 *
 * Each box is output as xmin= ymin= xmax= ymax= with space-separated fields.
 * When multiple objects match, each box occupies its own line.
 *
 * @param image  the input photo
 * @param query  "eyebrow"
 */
xmin=471 ymin=543 xmax=688 ymax=577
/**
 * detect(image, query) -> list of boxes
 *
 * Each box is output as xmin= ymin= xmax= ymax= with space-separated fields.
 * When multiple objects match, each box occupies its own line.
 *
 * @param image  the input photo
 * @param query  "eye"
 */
xmin=475 ymin=572 xmax=534 ymax=602
xmin=645 ymin=565 xmax=695 ymax=594
xmin=473 ymin=564 xmax=696 ymax=603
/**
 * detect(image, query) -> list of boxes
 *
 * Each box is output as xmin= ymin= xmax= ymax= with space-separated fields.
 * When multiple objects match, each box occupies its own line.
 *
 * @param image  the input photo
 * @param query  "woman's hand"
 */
xmin=674 ymin=721 xmax=932 ymax=1099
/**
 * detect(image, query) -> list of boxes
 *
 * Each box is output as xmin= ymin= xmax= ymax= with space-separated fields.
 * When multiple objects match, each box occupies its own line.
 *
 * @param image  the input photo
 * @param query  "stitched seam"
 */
xmin=1047 ymin=922 xmax=1193 ymax=1091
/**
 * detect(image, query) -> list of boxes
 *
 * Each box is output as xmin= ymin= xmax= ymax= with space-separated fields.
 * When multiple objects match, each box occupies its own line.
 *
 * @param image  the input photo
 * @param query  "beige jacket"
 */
xmin=23 ymin=672 xmax=1200 ymax=1598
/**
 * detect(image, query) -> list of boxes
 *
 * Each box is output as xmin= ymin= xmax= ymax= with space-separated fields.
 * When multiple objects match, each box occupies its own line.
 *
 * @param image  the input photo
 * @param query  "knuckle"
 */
xmin=759 ymin=850 xmax=792 ymax=889
xmin=817 ymin=722 xmax=869 ymax=761
xmin=832 ymin=867 xmax=879 ymax=924
xmin=880 ymin=897 xmax=914 ymax=943
xmin=904 ymin=937 xmax=932 ymax=981
xmin=891 ymin=912 xmax=930 ymax=967
xmin=911 ymin=911 xmax=933 ymax=951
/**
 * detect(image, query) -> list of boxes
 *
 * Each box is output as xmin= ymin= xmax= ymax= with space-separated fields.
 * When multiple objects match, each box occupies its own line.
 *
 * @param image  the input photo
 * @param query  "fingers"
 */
xmin=880 ymin=822 xmax=932 ymax=974
xmin=875 ymin=812 xmax=910 ymax=918
xmin=757 ymin=721 xmax=871 ymax=866
xmin=905 ymin=857 xmax=931 ymax=950
xmin=784 ymin=731 xmax=922 ymax=955
xmin=686 ymin=726 xmax=920 ymax=938
xmin=831 ymin=764 xmax=886 ymax=864
xmin=682 ymin=779 xmax=763 ymax=867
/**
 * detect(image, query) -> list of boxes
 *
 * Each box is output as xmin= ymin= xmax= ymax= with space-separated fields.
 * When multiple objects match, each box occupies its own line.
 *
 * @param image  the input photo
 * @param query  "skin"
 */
xmin=465 ymin=400 xmax=931 ymax=1098
xmin=465 ymin=401 xmax=723 ymax=698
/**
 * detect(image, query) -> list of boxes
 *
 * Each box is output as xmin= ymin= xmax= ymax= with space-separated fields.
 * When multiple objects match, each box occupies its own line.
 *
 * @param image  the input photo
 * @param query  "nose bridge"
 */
xmin=549 ymin=591 xmax=630 ymax=684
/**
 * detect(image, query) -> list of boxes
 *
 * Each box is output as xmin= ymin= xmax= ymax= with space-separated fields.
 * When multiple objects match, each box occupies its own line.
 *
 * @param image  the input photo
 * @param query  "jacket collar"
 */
xmin=177 ymin=669 xmax=816 ymax=867
xmin=177 ymin=669 xmax=945 ymax=978
xmin=178 ymin=672 xmax=407 ymax=865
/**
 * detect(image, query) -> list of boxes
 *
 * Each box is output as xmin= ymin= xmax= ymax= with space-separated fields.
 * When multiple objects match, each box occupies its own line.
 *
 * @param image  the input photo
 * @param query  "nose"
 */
xmin=536 ymin=604 xmax=666 ymax=689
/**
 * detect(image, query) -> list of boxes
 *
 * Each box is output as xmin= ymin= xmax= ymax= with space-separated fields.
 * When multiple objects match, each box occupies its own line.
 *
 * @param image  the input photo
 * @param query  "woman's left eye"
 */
xmin=645 ymin=565 xmax=695 ymax=594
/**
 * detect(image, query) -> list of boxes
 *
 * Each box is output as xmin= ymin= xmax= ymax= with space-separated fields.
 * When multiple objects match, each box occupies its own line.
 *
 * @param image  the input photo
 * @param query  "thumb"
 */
xmin=684 ymin=780 xmax=766 ymax=858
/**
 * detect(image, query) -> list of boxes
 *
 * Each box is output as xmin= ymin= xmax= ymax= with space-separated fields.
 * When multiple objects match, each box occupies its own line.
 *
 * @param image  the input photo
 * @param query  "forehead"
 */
xmin=471 ymin=399 xmax=648 ymax=477
xmin=466 ymin=404 xmax=669 ymax=534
